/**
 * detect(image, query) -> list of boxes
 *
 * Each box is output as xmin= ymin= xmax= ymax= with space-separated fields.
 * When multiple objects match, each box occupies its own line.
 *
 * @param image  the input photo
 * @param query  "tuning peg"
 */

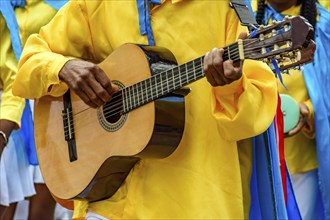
xmin=283 ymin=57 xmax=291 ymax=62
xmin=284 ymin=16 xmax=291 ymax=20
xmin=275 ymin=55 xmax=282 ymax=60
xmin=295 ymin=51 xmax=301 ymax=61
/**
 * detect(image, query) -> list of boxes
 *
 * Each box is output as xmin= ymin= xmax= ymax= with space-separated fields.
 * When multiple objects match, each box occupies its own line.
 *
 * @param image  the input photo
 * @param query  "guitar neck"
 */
xmin=122 ymin=42 xmax=241 ymax=113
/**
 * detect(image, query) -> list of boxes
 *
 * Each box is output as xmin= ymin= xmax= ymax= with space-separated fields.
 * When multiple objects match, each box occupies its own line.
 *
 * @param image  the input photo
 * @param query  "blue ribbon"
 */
xmin=0 ymin=0 xmax=25 ymax=60
xmin=136 ymin=0 xmax=161 ymax=46
xmin=302 ymin=5 xmax=330 ymax=219
xmin=44 ymin=0 xmax=68 ymax=11
xmin=249 ymin=30 xmax=287 ymax=89
xmin=250 ymin=2 xmax=330 ymax=219
xmin=250 ymin=121 xmax=294 ymax=219
xmin=248 ymin=4 xmax=288 ymax=90
xmin=266 ymin=48 xmax=287 ymax=90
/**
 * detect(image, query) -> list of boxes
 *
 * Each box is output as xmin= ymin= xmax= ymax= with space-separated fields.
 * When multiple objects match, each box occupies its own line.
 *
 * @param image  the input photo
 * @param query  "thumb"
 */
xmin=237 ymin=31 xmax=248 ymax=40
xmin=111 ymin=83 xmax=120 ymax=93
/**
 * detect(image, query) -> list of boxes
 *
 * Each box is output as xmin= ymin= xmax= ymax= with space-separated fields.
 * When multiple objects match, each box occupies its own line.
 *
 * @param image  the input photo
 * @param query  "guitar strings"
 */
xmin=63 ymin=40 xmax=262 ymax=132
xmin=62 ymin=48 xmax=243 ymax=133
xmin=100 ymin=45 xmax=248 ymax=117
xmin=77 ymin=39 xmax=257 ymax=118
xmin=62 ymin=64 xmax=205 ymax=136
xmin=101 ymin=44 xmax=244 ymax=113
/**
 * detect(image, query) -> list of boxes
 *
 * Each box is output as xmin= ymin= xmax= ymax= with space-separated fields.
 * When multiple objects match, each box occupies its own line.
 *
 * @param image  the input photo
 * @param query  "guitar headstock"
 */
xmin=273 ymin=40 xmax=316 ymax=73
xmin=243 ymin=16 xmax=315 ymax=72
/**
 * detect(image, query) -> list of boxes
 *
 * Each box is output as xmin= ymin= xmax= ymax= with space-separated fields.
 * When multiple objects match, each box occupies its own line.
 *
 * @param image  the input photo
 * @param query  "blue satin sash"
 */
xmin=136 ymin=0 xmax=161 ymax=46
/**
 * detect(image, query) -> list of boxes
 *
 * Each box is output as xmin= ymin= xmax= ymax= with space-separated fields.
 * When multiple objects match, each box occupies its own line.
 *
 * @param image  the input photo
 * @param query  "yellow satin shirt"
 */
xmin=13 ymin=1 xmax=278 ymax=219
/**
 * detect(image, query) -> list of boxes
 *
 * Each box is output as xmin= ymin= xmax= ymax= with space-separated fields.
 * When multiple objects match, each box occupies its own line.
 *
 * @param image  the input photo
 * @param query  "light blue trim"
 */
xmin=136 ymin=0 xmax=161 ymax=46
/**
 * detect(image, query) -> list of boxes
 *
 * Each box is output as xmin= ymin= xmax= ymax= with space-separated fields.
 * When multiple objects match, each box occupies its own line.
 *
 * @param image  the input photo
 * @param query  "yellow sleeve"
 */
xmin=13 ymin=0 xmax=96 ymax=99
xmin=0 ymin=16 xmax=25 ymax=128
xmin=211 ymin=13 xmax=278 ymax=141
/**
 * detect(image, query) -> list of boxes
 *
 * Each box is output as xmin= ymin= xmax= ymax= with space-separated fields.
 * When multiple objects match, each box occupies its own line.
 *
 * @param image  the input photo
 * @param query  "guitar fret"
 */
xmin=141 ymin=80 xmax=147 ymax=104
xmin=178 ymin=66 xmax=182 ymax=87
xmin=160 ymin=74 xmax=164 ymax=96
xmin=171 ymin=69 xmax=175 ymax=91
xmin=127 ymin=86 xmax=132 ymax=111
xmin=179 ymin=65 xmax=188 ymax=85
xmin=192 ymin=60 xmax=196 ymax=81
xmin=144 ymin=79 xmax=148 ymax=102
xmin=137 ymin=83 xmax=143 ymax=105
xmin=135 ymin=84 xmax=139 ymax=106
xmin=198 ymin=57 xmax=204 ymax=77
xmin=227 ymin=46 xmax=231 ymax=60
xmin=154 ymin=76 xmax=158 ymax=100
xmin=165 ymin=70 xmax=169 ymax=94
xmin=149 ymin=77 xmax=153 ymax=102
xmin=123 ymin=89 xmax=127 ymax=112
xmin=132 ymin=84 xmax=136 ymax=108
xmin=185 ymin=63 xmax=188 ymax=85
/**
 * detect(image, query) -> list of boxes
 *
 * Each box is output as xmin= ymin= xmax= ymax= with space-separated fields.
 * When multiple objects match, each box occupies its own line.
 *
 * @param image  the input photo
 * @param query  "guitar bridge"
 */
xmin=62 ymin=90 xmax=77 ymax=162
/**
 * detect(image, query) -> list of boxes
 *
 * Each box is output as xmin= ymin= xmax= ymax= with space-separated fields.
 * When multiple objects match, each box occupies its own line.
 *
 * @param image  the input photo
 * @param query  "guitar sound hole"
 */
xmin=97 ymin=81 xmax=127 ymax=132
xmin=103 ymin=93 xmax=122 ymax=124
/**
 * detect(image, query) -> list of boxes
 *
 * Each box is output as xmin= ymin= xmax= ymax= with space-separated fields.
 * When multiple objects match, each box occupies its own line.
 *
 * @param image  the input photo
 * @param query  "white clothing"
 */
xmin=291 ymin=168 xmax=320 ymax=220
xmin=0 ymin=129 xmax=45 ymax=206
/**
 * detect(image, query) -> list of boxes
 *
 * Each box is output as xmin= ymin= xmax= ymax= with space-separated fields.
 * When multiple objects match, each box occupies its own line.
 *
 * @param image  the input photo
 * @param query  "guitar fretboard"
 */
xmin=121 ymin=41 xmax=241 ymax=113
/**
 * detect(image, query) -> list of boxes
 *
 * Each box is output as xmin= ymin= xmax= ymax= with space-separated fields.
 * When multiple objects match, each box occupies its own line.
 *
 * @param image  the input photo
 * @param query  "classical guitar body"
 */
xmin=34 ymin=44 xmax=186 ymax=202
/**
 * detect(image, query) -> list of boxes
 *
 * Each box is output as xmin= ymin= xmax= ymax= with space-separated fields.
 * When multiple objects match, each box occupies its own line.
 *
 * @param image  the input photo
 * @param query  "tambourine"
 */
xmin=280 ymin=94 xmax=300 ymax=134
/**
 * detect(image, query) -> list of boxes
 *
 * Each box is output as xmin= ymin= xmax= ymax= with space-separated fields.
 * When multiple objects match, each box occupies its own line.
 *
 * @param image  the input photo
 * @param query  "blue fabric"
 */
xmin=285 ymin=165 xmax=302 ymax=220
xmin=257 ymin=3 xmax=330 ymax=219
xmin=244 ymin=0 xmax=254 ymax=15
xmin=302 ymin=4 xmax=330 ymax=219
xmin=0 ymin=0 xmax=25 ymax=60
xmin=44 ymin=0 xmax=67 ymax=10
xmin=136 ymin=0 xmax=161 ymax=46
xmin=250 ymin=121 xmax=292 ymax=219
xmin=260 ymin=4 xmax=286 ymax=26
xmin=20 ymin=100 xmax=39 ymax=165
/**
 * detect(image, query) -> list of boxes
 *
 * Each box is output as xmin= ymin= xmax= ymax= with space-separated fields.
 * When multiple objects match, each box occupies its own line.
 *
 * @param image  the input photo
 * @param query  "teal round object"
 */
xmin=280 ymin=94 xmax=300 ymax=134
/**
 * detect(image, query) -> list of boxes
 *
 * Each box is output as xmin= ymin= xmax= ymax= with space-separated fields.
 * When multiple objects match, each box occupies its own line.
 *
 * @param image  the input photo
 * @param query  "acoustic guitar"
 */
xmin=34 ymin=16 xmax=315 ymax=202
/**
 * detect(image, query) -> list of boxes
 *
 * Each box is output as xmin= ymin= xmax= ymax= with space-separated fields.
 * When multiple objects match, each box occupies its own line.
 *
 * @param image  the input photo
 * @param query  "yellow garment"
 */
xmin=237 ymin=138 xmax=253 ymax=219
xmin=0 ymin=15 xmax=25 ymax=127
xmin=319 ymin=0 xmax=330 ymax=10
xmin=13 ymin=1 xmax=278 ymax=219
xmin=0 ymin=0 xmax=58 ymax=127
xmin=251 ymin=2 xmax=318 ymax=174
xmin=15 ymin=0 xmax=58 ymax=46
